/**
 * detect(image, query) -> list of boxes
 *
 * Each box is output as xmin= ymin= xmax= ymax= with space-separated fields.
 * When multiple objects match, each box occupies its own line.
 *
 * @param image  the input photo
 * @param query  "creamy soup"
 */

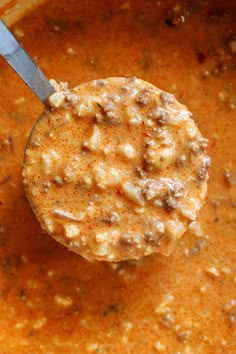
xmin=23 ymin=77 xmax=210 ymax=262
xmin=0 ymin=0 xmax=236 ymax=353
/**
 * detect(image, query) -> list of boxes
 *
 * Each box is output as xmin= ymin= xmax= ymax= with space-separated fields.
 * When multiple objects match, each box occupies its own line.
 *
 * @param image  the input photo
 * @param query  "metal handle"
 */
xmin=0 ymin=19 xmax=55 ymax=104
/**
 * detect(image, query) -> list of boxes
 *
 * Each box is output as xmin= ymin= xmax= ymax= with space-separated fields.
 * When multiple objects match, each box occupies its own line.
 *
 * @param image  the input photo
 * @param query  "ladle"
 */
xmin=0 ymin=19 xmax=211 ymax=262
xmin=0 ymin=19 xmax=54 ymax=104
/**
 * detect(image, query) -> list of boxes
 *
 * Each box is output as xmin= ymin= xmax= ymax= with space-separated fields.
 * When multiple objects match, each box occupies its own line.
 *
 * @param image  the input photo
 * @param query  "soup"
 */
xmin=0 ymin=0 xmax=235 ymax=352
xmin=23 ymin=77 xmax=210 ymax=262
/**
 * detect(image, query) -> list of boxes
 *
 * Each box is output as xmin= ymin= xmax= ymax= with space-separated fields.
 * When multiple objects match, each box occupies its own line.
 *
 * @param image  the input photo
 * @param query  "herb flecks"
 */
xmin=19 ymin=289 xmax=26 ymax=301
xmin=103 ymin=303 xmax=120 ymax=317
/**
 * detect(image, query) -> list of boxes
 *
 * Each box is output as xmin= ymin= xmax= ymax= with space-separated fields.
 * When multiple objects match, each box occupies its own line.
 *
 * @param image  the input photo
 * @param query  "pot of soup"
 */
xmin=0 ymin=0 xmax=235 ymax=352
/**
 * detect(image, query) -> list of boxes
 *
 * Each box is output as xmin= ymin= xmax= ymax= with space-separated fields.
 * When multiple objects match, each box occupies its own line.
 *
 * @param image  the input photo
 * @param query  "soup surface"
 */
xmin=0 ymin=0 xmax=235 ymax=352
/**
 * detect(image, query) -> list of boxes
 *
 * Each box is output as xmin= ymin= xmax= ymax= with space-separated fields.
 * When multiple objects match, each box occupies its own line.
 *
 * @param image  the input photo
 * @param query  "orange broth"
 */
xmin=0 ymin=0 xmax=236 ymax=352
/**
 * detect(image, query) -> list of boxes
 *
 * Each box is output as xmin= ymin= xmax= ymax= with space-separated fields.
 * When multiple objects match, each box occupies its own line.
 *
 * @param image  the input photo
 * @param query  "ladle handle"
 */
xmin=0 ymin=19 xmax=55 ymax=104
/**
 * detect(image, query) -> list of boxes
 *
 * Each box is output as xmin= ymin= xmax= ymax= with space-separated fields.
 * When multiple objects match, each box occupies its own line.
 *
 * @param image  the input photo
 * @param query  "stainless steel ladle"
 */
xmin=0 ymin=19 xmax=55 ymax=104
